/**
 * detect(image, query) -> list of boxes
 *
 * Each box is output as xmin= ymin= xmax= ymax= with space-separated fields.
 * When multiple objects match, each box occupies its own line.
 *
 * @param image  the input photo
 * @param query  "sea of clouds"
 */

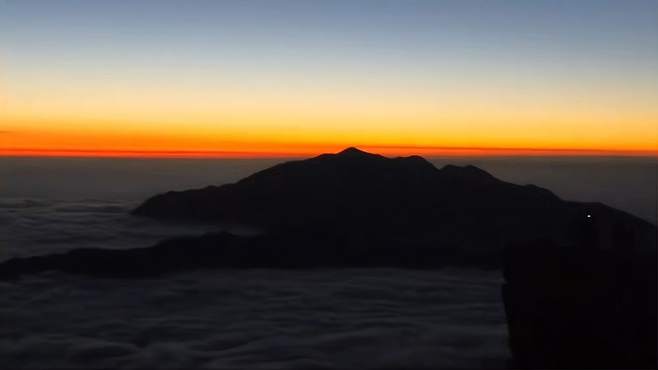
xmin=0 ymin=268 xmax=507 ymax=369
xmin=0 ymin=198 xmax=221 ymax=261
xmin=0 ymin=197 xmax=508 ymax=369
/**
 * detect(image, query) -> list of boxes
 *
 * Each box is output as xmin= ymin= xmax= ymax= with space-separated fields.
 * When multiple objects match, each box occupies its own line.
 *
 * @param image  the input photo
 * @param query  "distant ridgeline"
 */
xmin=1 ymin=147 xmax=655 ymax=367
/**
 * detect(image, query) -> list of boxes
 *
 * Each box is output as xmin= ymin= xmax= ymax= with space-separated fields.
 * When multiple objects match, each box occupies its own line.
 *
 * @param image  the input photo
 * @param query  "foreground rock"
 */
xmin=503 ymin=217 xmax=657 ymax=369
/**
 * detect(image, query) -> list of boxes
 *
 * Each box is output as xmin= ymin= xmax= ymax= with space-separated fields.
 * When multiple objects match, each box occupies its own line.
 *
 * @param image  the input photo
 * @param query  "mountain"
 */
xmin=133 ymin=147 xmax=655 ymax=253
xmin=1 ymin=147 xmax=655 ymax=278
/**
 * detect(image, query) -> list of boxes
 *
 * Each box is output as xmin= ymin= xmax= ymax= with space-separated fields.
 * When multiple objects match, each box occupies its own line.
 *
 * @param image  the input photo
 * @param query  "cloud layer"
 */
xmin=0 ymin=269 xmax=507 ymax=369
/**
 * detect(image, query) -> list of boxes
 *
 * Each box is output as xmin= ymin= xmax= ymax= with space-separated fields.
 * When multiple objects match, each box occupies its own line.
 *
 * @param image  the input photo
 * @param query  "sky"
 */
xmin=1 ymin=0 xmax=657 ymax=157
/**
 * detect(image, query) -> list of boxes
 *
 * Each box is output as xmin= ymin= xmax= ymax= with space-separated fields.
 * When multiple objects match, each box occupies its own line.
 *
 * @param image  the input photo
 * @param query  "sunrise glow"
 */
xmin=1 ymin=1 xmax=657 ymax=158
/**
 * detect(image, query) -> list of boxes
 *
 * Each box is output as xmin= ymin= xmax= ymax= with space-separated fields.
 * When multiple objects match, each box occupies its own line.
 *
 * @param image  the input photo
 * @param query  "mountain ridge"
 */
xmin=132 ymin=147 xmax=654 ymax=251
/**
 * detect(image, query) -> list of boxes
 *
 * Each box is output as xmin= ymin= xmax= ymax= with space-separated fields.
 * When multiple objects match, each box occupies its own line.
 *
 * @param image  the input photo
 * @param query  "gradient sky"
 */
xmin=1 ymin=0 xmax=657 ymax=157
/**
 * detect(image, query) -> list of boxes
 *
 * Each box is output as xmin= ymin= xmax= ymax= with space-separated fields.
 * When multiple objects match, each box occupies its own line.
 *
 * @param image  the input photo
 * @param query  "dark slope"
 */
xmin=0 ymin=229 xmax=499 ymax=279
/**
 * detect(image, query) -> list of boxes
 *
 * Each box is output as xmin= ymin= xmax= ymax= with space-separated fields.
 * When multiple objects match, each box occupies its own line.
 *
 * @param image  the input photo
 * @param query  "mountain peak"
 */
xmin=337 ymin=147 xmax=372 ymax=157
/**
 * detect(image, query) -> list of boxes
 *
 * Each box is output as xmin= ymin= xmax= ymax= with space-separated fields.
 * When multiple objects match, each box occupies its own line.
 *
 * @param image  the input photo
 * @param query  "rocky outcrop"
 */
xmin=502 ymin=216 xmax=657 ymax=369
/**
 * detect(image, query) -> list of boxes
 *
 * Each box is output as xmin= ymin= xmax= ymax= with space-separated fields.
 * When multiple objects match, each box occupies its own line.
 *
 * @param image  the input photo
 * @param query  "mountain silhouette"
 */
xmin=2 ymin=147 xmax=654 ymax=279
xmin=133 ymin=147 xmax=655 ymax=253
xmin=1 ymin=147 xmax=655 ymax=277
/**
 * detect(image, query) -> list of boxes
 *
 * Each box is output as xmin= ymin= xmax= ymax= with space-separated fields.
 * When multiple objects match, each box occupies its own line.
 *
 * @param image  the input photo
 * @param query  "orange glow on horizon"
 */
xmin=1 ymin=146 xmax=656 ymax=159
xmin=2 ymin=114 xmax=657 ymax=159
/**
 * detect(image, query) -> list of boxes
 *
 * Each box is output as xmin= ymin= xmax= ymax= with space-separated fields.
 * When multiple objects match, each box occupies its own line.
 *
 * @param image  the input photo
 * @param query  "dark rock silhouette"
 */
xmin=503 ymin=218 xmax=657 ymax=369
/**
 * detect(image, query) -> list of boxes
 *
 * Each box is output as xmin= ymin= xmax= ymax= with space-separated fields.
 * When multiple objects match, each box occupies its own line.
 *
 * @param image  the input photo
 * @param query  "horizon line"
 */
xmin=1 ymin=146 xmax=657 ymax=159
